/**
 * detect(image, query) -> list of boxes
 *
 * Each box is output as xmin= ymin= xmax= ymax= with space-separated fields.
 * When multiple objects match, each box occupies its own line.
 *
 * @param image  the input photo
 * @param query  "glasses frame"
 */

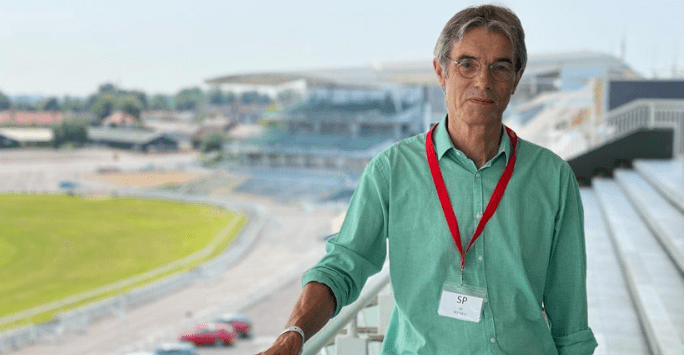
xmin=451 ymin=57 xmax=516 ymax=82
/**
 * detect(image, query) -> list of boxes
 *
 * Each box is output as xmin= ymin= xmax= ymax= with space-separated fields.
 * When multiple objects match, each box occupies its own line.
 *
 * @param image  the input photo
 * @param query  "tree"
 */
xmin=200 ymin=130 xmax=226 ymax=153
xmin=0 ymin=91 xmax=11 ymax=110
xmin=90 ymin=93 xmax=117 ymax=123
xmin=174 ymin=87 xmax=204 ymax=111
xmin=381 ymin=92 xmax=396 ymax=115
xmin=149 ymin=94 xmax=171 ymax=111
xmin=277 ymin=90 xmax=301 ymax=106
xmin=61 ymin=96 xmax=85 ymax=112
xmin=225 ymin=91 xmax=236 ymax=104
xmin=118 ymin=95 xmax=143 ymax=120
xmin=40 ymin=97 xmax=61 ymax=111
xmin=240 ymin=91 xmax=259 ymax=105
xmin=98 ymin=83 xmax=117 ymax=94
xmin=208 ymin=88 xmax=225 ymax=106
xmin=53 ymin=117 xmax=89 ymax=147
xmin=127 ymin=90 xmax=148 ymax=110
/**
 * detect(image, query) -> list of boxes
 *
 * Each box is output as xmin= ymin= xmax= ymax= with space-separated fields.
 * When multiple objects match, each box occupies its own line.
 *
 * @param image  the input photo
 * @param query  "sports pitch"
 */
xmin=0 ymin=194 xmax=247 ymax=329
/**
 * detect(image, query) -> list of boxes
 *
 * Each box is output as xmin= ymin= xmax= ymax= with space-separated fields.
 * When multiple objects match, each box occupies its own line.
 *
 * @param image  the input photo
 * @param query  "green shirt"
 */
xmin=303 ymin=116 xmax=597 ymax=355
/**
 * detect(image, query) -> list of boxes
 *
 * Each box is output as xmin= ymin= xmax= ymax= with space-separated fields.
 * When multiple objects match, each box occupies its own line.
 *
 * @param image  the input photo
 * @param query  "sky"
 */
xmin=1 ymin=0 xmax=682 ymax=98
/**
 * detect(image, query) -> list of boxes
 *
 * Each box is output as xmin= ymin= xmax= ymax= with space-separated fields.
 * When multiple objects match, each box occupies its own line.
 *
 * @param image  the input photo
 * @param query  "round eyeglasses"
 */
xmin=452 ymin=57 xmax=515 ymax=82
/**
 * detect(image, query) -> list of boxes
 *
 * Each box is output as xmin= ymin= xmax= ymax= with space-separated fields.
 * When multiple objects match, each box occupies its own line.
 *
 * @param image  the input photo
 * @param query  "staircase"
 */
xmin=587 ymin=158 xmax=684 ymax=355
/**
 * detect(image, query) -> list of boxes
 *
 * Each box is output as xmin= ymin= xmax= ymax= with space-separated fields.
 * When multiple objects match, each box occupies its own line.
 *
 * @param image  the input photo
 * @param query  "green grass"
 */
xmin=0 ymin=194 xmax=247 ymax=330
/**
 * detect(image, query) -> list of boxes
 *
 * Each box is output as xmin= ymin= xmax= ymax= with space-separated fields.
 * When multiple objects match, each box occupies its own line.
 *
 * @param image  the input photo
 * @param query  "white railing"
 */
xmin=302 ymin=262 xmax=392 ymax=355
xmin=606 ymin=99 xmax=684 ymax=157
xmin=0 ymin=190 xmax=266 ymax=354
xmin=557 ymin=99 xmax=684 ymax=160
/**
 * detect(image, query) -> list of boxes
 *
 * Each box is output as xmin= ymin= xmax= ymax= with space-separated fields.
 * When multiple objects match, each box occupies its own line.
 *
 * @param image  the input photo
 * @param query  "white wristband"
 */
xmin=279 ymin=326 xmax=305 ymax=355
xmin=279 ymin=326 xmax=305 ymax=343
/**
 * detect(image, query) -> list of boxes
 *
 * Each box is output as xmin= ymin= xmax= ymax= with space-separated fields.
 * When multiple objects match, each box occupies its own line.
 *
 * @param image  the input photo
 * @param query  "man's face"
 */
xmin=434 ymin=27 xmax=521 ymax=127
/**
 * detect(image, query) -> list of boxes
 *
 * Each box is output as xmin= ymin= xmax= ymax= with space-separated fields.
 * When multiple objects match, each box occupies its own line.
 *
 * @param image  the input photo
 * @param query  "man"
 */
xmin=258 ymin=5 xmax=597 ymax=355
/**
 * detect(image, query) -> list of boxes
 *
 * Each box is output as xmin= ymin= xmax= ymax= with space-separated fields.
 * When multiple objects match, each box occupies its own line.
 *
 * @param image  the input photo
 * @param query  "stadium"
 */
xmin=1 ymin=48 xmax=684 ymax=355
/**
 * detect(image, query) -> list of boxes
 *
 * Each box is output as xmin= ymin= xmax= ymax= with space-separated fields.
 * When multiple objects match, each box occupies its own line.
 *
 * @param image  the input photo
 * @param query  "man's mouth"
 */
xmin=470 ymin=98 xmax=494 ymax=104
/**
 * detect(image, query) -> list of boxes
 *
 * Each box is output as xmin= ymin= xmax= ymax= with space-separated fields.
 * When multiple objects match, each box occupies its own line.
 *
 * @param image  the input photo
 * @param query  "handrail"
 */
xmin=302 ymin=262 xmax=391 ymax=355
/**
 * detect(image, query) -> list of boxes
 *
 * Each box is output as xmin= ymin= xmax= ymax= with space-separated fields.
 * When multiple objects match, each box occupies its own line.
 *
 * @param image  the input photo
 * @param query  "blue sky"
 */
xmin=1 ymin=0 xmax=682 ymax=97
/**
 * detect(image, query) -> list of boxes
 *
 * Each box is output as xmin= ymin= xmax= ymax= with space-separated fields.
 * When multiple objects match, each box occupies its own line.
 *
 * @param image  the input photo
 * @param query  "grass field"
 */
xmin=0 ymin=194 xmax=247 ymax=329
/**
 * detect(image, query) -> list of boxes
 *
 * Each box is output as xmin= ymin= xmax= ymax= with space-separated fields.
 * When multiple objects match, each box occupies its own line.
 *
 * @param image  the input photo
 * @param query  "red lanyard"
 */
xmin=426 ymin=123 xmax=518 ymax=270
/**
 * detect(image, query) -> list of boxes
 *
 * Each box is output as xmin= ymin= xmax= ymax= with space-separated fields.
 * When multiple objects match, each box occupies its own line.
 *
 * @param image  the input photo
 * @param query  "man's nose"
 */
xmin=473 ymin=66 xmax=493 ymax=89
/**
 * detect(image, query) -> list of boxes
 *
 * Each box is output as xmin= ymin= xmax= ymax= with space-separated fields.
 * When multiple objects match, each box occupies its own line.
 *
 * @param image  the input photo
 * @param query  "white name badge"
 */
xmin=438 ymin=284 xmax=486 ymax=323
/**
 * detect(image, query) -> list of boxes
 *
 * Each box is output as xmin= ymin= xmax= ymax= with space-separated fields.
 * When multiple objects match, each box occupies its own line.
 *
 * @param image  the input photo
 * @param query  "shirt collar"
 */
xmin=432 ymin=115 xmax=512 ymax=164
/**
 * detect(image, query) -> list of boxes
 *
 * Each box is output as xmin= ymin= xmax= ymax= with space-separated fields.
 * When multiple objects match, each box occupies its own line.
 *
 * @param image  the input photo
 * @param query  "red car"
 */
xmin=178 ymin=322 xmax=237 ymax=346
xmin=213 ymin=313 xmax=252 ymax=338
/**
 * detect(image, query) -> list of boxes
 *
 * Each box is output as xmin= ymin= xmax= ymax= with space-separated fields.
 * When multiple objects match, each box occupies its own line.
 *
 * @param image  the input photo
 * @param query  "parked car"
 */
xmin=213 ymin=313 xmax=252 ymax=338
xmin=155 ymin=342 xmax=196 ymax=355
xmin=178 ymin=322 xmax=237 ymax=346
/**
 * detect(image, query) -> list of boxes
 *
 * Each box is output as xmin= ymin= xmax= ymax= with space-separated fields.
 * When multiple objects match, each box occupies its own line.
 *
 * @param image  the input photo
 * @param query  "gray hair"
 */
xmin=434 ymin=5 xmax=527 ymax=79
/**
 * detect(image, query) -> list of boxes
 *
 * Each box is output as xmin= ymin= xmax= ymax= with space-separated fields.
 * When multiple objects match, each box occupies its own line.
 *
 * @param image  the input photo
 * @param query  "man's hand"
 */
xmin=253 ymin=282 xmax=336 ymax=355
xmin=255 ymin=331 xmax=302 ymax=355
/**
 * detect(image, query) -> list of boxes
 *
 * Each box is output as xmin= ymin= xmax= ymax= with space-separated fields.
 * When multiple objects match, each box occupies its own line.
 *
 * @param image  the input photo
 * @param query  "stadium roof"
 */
xmin=523 ymin=50 xmax=636 ymax=77
xmin=206 ymin=51 xmax=636 ymax=88
xmin=241 ymin=130 xmax=396 ymax=153
xmin=206 ymin=62 xmax=438 ymax=87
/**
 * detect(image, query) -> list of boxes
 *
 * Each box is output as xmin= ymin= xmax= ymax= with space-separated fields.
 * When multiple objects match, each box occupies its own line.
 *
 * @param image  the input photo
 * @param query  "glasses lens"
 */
xmin=457 ymin=58 xmax=479 ymax=78
xmin=491 ymin=63 xmax=514 ymax=81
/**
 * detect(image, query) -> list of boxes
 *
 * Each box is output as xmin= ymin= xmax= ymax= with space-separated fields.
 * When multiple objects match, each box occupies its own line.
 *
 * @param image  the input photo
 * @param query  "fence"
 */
xmin=0 ymin=190 xmax=266 ymax=354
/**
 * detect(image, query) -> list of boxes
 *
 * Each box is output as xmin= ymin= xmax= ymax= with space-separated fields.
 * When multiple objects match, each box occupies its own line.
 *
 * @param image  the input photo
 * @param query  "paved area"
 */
xmin=0 ymin=148 xmax=200 ymax=194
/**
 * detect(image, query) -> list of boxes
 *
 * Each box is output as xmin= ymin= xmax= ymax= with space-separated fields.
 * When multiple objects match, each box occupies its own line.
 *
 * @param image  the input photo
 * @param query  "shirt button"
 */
xmin=490 ymin=338 xmax=496 ymax=344
xmin=478 ymin=255 xmax=483 ymax=261
xmin=475 ymin=172 xmax=481 ymax=177
xmin=476 ymin=212 xmax=483 ymax=220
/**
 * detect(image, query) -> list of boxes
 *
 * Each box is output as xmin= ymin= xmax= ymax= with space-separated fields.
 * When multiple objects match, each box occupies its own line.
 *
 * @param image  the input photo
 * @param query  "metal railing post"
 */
xmin=302 ymin=263 xmax=390 ymax=355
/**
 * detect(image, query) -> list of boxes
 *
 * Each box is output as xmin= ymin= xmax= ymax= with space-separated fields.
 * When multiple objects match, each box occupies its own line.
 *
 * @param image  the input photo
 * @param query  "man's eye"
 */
xmin=493 ymin=63 xmax=513 ymax=72
xmin=459 ymin=59 xmax=475 ymax=68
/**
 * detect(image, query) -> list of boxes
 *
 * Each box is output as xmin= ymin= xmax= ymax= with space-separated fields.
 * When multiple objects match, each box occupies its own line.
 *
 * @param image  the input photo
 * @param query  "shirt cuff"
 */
xmin=554 ymin=328 xmax=598 ymax=355
xmin=302 ymin=270 xmax=344 ymax=317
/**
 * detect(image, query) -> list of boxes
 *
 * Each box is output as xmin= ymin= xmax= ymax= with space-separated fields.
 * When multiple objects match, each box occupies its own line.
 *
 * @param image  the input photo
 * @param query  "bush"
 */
xmin=200 ymin=131 xmax=227 ymax=153
xmin=53 ymin=117 xmax=90 ymax=148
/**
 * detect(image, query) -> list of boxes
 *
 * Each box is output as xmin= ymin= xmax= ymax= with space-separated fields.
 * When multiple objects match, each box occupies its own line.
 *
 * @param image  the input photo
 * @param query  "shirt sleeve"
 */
xmin=302 ymin=156 xmax=390 ymax=317
xmin=543 ymin=163 xmax=598 ymax=355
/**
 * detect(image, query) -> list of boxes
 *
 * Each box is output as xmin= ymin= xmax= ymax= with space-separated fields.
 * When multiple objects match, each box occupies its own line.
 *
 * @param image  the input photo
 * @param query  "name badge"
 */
xmin=437 ymin=283 xmax=486 ymax=323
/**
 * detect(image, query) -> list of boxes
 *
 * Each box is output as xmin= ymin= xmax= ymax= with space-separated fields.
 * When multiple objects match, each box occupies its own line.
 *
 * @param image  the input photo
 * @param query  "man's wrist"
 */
xmin=279 ymin=326 xmax=305 ymax=354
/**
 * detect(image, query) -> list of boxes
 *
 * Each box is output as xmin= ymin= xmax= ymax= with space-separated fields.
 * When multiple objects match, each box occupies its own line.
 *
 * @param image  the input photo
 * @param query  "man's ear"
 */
xmin=433 ymin=59 xmax=447 ymax=89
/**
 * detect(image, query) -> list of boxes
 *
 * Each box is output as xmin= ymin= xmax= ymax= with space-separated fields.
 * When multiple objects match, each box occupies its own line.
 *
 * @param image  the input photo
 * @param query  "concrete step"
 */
xmin=593 ymin=178 xmax=684 ymax=355
xmin=581 ymin=189 xmax=650 ymax=355
xmin=615 ymin=169 xmax=684 ymax=275
xmin=634 ymin=159 xmax=684 ymax=213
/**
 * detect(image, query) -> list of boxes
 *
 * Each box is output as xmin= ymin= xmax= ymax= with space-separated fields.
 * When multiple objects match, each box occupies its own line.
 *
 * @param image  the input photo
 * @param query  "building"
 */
xmin=103 ymin=111 xmax=137 ymax=127
xmin=87 ymin=127 xmax=178 ymax=152
xmin=220 ymin=83 xmax=428 ymax=171
xmin=0 ymin=111 xmax=64 ymax=126
xmin=0 ymin=128 xmax=54 ymax=148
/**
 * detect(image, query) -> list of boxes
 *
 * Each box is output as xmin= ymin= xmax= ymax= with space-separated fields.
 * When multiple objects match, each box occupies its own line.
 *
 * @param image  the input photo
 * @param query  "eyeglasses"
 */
xmin=452 ymin=57 xmax=515 ymax=82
